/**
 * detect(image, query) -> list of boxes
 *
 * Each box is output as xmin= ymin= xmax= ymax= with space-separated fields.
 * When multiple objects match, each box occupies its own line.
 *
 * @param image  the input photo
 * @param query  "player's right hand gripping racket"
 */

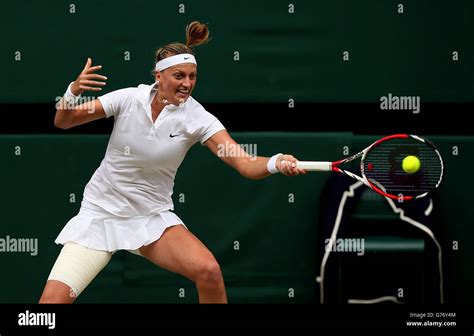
xmin=294 ymin=134 xmax=444 ymax=201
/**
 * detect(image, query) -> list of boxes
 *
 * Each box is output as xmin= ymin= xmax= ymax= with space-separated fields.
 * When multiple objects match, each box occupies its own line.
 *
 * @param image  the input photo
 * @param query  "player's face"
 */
xmin=156 ymin=63 xmax=197 ymax=105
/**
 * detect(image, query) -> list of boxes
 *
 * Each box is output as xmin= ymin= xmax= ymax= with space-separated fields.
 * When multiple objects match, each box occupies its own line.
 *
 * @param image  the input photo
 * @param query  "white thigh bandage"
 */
xmin=48 ymin=242 xmax=112 ymax=297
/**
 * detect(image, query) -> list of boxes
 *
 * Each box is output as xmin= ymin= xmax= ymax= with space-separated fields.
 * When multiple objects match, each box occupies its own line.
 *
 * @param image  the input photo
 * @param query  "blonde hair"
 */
xmin=153 ymin=21 xmax=210 ymax=74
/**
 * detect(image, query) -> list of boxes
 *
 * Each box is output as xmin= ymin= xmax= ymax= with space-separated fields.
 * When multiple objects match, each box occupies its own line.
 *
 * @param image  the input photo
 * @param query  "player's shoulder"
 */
xmin=185 ymin=96 xmax=211 ymax=116
xmin=100 ymin=86 xmax=138 ymax=103
xmin=130 ymin=83 xmax=158 ymax=104
xmin=186 ymin=96 xmax=203 ymax=109
xmin=111 ymin=86 xmax=139 ymax=95
xmin=136 ymin=83 xmax=153 ymax=91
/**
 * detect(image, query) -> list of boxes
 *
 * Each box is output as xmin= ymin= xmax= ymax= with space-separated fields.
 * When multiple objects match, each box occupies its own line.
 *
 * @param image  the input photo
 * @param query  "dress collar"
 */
xmin=137 ymin=82 xmax=181 ymax=111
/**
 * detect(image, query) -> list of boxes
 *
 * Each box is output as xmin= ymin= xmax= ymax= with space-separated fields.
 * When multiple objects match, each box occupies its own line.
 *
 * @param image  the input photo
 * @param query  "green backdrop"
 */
xmin=1 ymin=133 xmax=472 ymax=303
xmin=1 ymin=0 xmax=473 ymax=103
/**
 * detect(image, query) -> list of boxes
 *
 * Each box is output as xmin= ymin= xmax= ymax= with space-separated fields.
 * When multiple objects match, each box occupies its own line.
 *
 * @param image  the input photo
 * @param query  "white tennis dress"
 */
xmin=55 ymin=82 xmax=226 ymax=252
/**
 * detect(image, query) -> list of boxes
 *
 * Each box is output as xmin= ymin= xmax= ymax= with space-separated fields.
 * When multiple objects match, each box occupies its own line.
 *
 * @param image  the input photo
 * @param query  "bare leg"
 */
xmin=139 ymin=225 xmax=227 ymax=303
xmin=39 ymin=280 xmax=76 ymax=304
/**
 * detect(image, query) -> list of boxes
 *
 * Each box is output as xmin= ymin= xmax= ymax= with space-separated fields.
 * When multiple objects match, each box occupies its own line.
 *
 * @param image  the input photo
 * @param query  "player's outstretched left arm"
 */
xmin=205 ymin=130 xmax=306 ymax=179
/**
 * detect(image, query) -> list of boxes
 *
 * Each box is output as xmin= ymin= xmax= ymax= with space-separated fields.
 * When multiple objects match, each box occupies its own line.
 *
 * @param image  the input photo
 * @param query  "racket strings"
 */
xmin=362 ymin=138 xmax=443 ymax=197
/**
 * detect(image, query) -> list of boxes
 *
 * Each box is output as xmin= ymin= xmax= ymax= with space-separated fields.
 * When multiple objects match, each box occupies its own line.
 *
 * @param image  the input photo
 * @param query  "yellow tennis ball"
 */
xmin=402 ymin=155 xmax=421 ymax=174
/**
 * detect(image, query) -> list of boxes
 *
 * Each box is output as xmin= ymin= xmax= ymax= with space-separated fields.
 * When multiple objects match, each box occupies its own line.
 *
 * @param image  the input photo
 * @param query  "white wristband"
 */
xmin=267 ymin=153 xmax=282 ymax=174
xmin=64 ymin=82 xmax=81 ymax=105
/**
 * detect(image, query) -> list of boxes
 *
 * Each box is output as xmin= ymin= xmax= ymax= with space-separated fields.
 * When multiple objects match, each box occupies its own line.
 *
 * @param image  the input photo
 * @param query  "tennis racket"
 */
xmin=293 ymin=134 xmax=444 ymax=201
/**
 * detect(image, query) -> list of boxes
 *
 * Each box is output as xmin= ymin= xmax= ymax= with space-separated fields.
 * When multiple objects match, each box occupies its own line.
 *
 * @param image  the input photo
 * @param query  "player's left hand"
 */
xmin=276 ymin=154 xmax=307 ymax=176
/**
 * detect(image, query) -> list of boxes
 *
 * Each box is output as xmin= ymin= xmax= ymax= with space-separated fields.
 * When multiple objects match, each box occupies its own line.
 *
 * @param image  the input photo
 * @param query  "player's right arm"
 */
xmin=54 ymin=58 xmax=108 ymax=129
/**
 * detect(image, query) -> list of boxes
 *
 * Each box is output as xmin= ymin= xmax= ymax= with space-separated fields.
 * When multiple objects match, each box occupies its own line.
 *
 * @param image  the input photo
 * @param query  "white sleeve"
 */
xmin=195 ymin=111 xmax=226 ymax=145
xmin=97 ymin=88 xmax=135 ymax=118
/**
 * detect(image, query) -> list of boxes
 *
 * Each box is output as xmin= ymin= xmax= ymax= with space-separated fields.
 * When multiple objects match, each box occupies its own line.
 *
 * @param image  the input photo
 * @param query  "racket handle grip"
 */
xmin=296 ymin=161 xmax=332 ymax=171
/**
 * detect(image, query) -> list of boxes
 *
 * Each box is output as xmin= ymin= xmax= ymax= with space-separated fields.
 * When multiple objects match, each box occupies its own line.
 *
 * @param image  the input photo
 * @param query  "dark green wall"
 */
xmin=1 ymin=133 xmax=472 ymax=303
xmin=1 ymin=0 xmax=472 ymax=103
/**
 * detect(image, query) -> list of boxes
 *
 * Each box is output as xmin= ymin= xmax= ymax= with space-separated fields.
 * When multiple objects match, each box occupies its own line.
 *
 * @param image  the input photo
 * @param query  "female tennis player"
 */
xmin=39 ymin=21 xmax=305 ymax=304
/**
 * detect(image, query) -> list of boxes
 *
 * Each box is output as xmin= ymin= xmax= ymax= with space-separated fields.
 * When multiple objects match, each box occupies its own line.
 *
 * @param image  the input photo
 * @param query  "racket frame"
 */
xmin=295 ymin=134 xmax=444 ymax=201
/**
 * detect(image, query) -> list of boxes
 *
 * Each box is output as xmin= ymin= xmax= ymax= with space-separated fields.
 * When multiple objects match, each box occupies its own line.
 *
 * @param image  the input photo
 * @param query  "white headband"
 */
xmin=155 ymin=53 xmax=197 ymax=71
